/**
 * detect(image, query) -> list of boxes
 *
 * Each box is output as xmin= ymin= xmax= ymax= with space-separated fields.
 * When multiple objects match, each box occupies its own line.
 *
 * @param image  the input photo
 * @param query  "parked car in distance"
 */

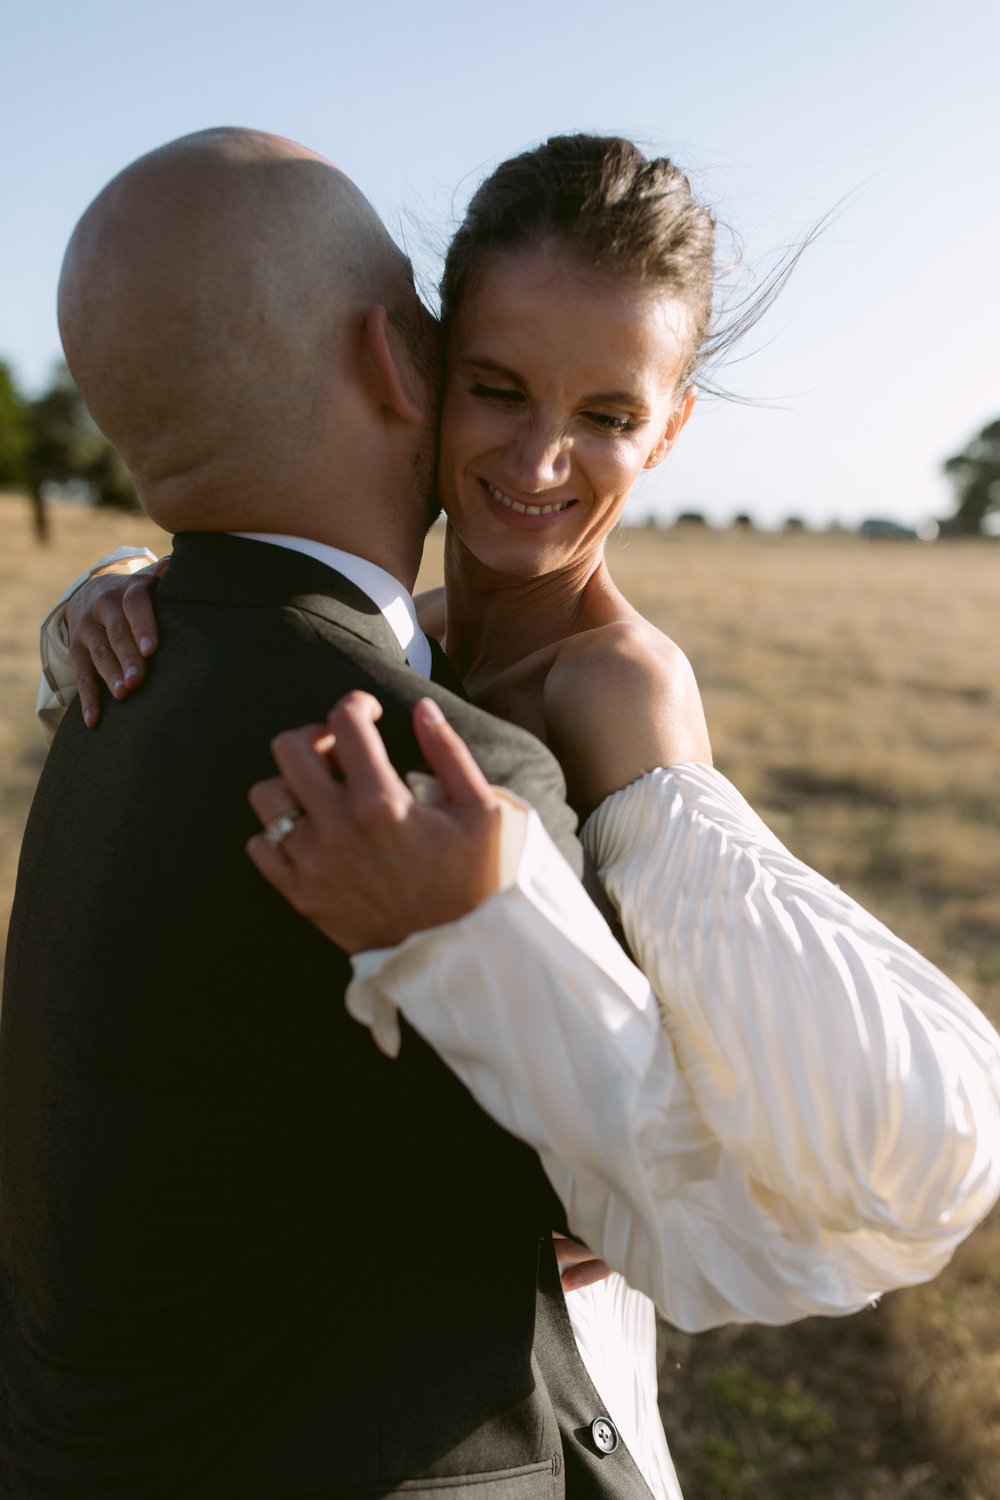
xmin=858 ymin=517 xmax=919 ymax=539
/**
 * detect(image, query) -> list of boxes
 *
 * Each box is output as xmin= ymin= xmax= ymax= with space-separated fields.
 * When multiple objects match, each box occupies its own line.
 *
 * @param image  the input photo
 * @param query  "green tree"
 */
xmin=0 ymin=356 xmax=139 ymax=541
xmin=19 ymin=364 xmax=98 ymax=543
xmin=1 ymin=360 xmax=139 ymax=541
xmin=942 ymin=418 xmax=1000 ymax=535
xmin=24 ymin=363 xmax=100 ymax=483
xmin=0 ymin=359 xmax=57 ymax=542
xmin=0 ymin=360 xmax=29 ymax=491
xmin=83 ymin=438 xmax=139 ymax=511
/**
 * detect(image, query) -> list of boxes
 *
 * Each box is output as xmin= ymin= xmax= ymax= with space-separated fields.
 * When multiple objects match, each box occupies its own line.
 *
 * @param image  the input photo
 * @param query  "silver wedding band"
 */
xmin=262 ymin=806 xmax=304 ymax=848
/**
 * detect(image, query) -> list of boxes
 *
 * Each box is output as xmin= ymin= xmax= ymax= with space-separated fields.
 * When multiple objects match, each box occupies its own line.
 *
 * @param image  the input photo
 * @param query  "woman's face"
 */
xmin=438 ymin=245 xmax=695 ymax=580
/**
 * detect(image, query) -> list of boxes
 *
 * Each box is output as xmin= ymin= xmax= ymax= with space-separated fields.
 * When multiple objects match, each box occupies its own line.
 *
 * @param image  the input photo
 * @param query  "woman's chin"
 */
xmin=444 ymin=517 xmax=554 ymax=578
xmin=444 ymin=504 xmax=584 ymax=582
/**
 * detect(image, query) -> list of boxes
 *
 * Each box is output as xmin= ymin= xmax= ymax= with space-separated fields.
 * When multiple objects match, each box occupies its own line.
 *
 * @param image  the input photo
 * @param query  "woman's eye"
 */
xmin=587 ymin=411 xmax=634 ymax=433
xmin=470 ymin=383 xmax=524 ymax=405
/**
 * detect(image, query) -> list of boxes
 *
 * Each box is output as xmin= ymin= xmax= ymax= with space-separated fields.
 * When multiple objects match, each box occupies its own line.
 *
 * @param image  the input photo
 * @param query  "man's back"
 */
xmin=0 ymin=536 xmax=579 ymax=1497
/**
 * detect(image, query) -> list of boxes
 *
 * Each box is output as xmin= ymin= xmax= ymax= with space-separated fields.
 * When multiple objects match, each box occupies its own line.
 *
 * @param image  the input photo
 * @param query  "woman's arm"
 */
xmin=414 ymin=586 xmax=446 ymax=642
xmin=583 ymin=765 xmax=1000 ymax=1241
xmin=260 ymin=698 xmax=1000 ymax=1330
xmin=37 ymin=549 xmax=164 ymax=732
xmin=351 ymin=767 xmax=1000 ymax=1328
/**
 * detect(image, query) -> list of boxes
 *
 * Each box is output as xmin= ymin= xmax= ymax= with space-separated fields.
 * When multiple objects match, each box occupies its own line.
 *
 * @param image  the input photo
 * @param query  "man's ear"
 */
xmin=644 ymin=386 xmax=697 ymax=469
xmin=362 ymin=304 xmax=425 ymax=425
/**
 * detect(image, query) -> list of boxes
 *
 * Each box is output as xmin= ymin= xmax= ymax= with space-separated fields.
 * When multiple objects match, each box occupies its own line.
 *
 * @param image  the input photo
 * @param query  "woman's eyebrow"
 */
xmin=460 ymin=355 xmax=524 ymax=383
xmin=581 ymin=389 xmax=649 ymax=411
xmin=461 ymin=357 xmax=649 ymax=412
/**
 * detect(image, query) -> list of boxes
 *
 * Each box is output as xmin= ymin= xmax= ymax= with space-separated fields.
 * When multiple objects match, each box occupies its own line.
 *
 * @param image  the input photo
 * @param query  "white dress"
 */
xmin=350 ymin=765 xmax=1000 ymax=1496
xmin=566 ymin=1273 xmax=681 ymax=1498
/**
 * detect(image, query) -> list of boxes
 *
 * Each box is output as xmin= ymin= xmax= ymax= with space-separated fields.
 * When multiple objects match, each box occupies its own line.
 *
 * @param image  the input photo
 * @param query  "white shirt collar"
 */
xmin=231 ymin=532 xmax=432 ymax=679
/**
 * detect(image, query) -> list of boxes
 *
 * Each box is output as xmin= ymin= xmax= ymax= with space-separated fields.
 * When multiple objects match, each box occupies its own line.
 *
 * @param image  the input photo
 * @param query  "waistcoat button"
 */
xmin=591 ymin=1415 xmax=619 ymax=1454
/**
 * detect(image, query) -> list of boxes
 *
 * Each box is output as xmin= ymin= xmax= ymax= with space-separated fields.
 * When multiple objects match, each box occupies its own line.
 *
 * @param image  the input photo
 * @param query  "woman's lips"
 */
xmin=481 ymin=478 xmax=577 ymax=521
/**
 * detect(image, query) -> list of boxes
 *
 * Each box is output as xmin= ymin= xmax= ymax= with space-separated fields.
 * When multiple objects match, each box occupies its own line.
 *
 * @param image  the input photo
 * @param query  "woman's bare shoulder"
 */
xmin=544 ymin=619 xmax=711 ymax=815
xmin=414 ymin=586 xmax=446 ymax=641
xmin=549 ymin=617 xmax=698 ymax=702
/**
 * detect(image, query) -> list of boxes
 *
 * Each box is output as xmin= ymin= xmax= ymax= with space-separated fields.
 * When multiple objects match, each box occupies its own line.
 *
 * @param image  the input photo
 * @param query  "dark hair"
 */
xmin=441 ymin=134 xmax=808 ymax=396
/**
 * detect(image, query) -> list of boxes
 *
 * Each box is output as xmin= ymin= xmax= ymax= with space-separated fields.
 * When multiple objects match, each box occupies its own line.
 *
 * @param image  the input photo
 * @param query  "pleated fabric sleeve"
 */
xmin=348 ymin=766 xmax=1000 ymax=1331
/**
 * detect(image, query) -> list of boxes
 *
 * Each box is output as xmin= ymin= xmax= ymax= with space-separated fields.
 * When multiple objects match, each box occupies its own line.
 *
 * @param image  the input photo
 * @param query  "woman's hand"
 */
xmin=247 ymin=692 xmax=504 ymax=953
xmin=553 ymin=1232 xmax=614 ymax=1293
xmin=66 ymin=557 xmax=169 ymax=726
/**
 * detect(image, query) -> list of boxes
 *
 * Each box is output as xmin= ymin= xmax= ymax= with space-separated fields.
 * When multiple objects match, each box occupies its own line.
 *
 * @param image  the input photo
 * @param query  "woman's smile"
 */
xmin=481 ymin=477 xmax=578 ymax=523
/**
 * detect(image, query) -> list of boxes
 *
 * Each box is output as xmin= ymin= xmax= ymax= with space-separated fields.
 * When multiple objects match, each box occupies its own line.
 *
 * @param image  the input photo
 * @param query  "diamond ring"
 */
xmin=262 ymin=806 xmax=304 ymax=848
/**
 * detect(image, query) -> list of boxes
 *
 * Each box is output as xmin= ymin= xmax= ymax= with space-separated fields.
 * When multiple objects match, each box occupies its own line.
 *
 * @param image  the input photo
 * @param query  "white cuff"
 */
xmin=348 ymin=789 xmax=547 ymax=1058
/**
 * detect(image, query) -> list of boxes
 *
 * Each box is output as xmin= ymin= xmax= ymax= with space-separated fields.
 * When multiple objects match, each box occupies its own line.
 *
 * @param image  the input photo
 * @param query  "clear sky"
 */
xmin=3 ymin=0 xmax=998 ymax=529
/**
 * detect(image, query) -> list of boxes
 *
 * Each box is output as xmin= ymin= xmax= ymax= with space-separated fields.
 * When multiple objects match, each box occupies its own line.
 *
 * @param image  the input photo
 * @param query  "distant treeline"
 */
xmin=645 ymin=417 xmax=1000 ymax=538
xmin=1 ymin=356 xmax=996 ymax=543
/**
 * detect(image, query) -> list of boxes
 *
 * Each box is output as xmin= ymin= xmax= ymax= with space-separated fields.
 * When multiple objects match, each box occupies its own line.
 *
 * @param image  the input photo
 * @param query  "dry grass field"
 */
xmin=1 ymin=499 xmax=998 ymax=1499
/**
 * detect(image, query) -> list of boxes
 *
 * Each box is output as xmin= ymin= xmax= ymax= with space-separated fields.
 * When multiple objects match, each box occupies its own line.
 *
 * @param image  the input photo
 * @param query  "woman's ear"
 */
xmin=644 ymin=386 xmax=697 ymax=469
xmin=362 ymin=304 xmax=425 ymax=425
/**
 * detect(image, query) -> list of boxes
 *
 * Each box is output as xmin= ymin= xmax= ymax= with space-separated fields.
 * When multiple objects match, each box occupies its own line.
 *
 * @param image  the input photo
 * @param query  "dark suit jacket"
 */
xmin=0 ymin=535 xmax=653 ymax=1499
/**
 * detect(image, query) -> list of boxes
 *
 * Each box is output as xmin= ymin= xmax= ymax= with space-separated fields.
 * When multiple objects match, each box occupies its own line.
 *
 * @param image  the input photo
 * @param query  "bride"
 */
xmin=42 ymin=134 xmax=1000 ymax=1499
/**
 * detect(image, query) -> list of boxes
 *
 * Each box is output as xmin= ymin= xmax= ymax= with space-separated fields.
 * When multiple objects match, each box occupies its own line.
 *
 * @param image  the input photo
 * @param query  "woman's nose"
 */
xmin=505 ymin=420 xmax=571 ymax=491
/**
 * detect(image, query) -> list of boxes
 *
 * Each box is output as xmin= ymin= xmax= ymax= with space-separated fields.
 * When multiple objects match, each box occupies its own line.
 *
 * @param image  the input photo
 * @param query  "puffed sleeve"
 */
xmin=584 ymin=766 xmax=1000 ymax=1241
xmin=346 ymin=769 xmax=1000 ymax=1330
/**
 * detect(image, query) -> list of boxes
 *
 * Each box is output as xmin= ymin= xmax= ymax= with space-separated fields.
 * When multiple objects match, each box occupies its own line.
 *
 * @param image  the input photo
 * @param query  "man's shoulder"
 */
xmin=51 ymin=539 xmax=585 ymax=876
xmin=423 ymin=688 xmax=583 ymax=879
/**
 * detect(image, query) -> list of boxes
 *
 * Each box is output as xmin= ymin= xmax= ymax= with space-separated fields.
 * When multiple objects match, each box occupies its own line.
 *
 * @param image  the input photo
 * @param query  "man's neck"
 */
xmin=232 ymin=531 xmax=413 ymax=594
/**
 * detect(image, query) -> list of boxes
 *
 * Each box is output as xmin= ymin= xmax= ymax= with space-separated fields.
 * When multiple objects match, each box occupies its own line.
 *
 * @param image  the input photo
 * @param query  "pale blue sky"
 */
xmin=3 ymin=0 xmax=998 ymax=527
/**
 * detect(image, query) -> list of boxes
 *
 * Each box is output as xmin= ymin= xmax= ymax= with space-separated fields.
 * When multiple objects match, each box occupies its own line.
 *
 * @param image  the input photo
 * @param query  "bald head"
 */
xmin=59 ymin=128 xmax=427 ymax=530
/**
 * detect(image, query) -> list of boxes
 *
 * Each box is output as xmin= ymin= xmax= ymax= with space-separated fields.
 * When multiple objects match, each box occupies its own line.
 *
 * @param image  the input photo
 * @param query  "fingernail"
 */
xmin=113 ymin=678 xmax=125 ymax=695
xmin=419 ymin=697 xmax=445 ymax=724
xmin=125 ymin=666 xmax=142 ymax=686
xmin=139 ymin=637 xmax=154 ymax=655
xmin=84 ymin=708 xmax=96 ymax=727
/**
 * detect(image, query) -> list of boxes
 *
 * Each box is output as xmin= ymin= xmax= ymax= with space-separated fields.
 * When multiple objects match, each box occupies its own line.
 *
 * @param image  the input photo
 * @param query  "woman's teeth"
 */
xmin=486 ymin=481 xmax=572 ymax=517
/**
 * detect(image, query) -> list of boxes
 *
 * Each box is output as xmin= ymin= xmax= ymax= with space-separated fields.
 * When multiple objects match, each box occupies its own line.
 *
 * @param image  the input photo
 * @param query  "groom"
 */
xmin=0 ymin=131 xmax=652 ymax=1497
